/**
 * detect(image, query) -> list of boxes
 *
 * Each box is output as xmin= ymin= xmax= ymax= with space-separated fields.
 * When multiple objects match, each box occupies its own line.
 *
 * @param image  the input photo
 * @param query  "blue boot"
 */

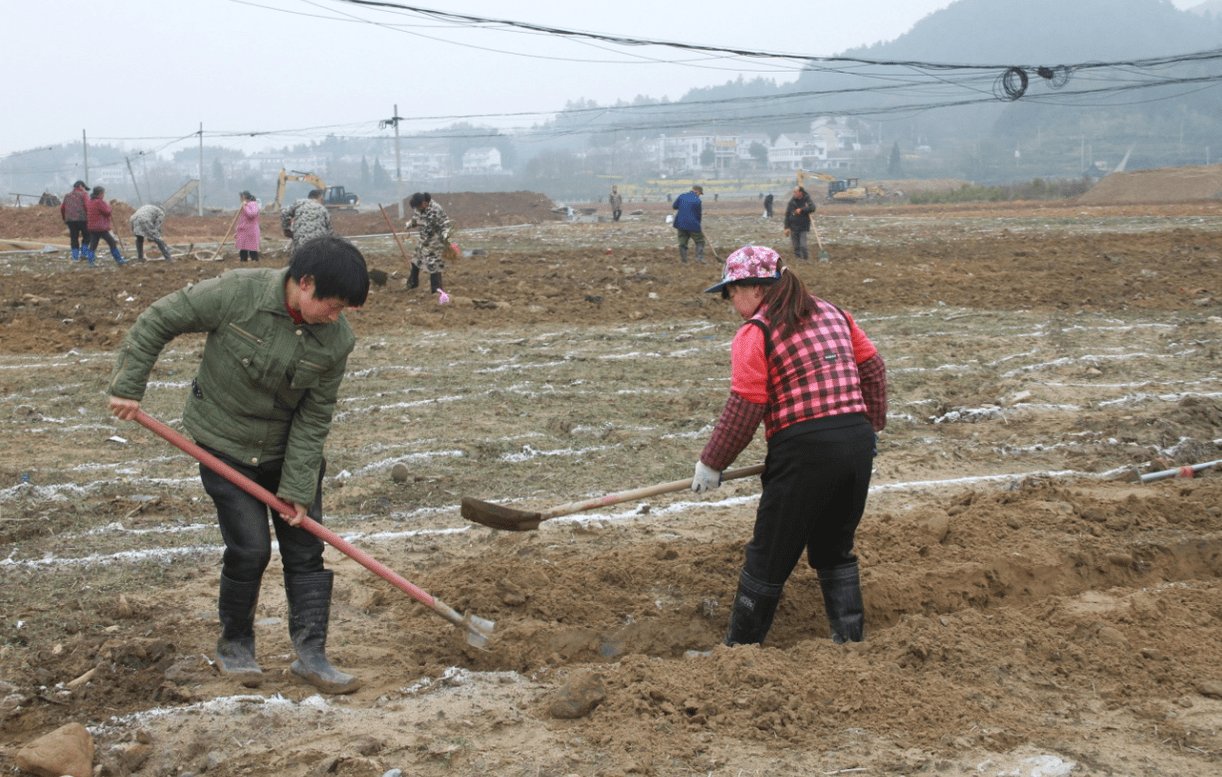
xmin=85 ymin=248 xmax=97 ymax=267
xmin=70 ymin=248 xmax=80 ymax=262
xmin=111 ymin=247 xmax=128 ymax=265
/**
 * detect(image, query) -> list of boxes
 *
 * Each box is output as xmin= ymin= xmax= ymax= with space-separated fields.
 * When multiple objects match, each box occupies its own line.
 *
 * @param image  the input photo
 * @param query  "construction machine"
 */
xmin=272 ymin=169 xmax=361 ymax=211
xmin=797 ymin=169 xmax=888 ymax=204
xmin=161 ymin=179 xmax=200 ymax=215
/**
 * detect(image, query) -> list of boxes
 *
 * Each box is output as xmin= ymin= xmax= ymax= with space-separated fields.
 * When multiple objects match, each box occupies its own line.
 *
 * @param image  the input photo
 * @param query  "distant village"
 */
xmin=6 ymin=116 xmax=904 ymax=208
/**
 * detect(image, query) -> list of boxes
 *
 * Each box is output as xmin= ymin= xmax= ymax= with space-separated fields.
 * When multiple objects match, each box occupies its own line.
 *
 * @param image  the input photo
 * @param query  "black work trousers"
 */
xmin=744 ymin=414 xmax=875 ymax=586
xmin=88 ymin=230 xmax=118 ymax=253
xmin=67 ymin=221 xmax=90 ymax=250
xmin=198 ymin=444 xmax=327 ymax=584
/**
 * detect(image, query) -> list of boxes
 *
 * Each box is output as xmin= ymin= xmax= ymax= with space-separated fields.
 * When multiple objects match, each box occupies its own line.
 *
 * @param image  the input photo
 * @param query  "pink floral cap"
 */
xmin=703 ymin=245 xmax=783 ymax=294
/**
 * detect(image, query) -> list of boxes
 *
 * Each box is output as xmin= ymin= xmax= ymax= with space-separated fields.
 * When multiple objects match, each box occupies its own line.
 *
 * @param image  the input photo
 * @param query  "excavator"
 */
xmin=797 ymin=169 xmax=889 ymax=204
xmin=271 ymin=169 xmax=361 ymax=211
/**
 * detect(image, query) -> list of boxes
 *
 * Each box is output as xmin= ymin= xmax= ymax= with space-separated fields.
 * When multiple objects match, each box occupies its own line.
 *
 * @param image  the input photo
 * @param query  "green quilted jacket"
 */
xmin=108 ymin=267 xmax=355 ymax=504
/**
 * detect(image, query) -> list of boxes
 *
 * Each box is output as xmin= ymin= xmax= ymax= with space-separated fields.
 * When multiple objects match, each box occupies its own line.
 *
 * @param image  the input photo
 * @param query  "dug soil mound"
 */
xmin=1077 ymin=163 xmax=1222 ymax=205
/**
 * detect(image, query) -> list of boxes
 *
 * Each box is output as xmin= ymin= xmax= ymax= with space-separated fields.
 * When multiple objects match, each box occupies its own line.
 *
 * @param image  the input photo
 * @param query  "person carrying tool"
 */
xmin=783 ymin=186 xmax=817 ymax=260
xmin=672 ymin=184 xmax=706 ymax=264
xmin=609 ymin=185 xmax=623 ymax=222
xmin=235 ymin=190 xmax=262 ymax=262
xmin=405 ymin=192 xmax=451 ymax=295
xmin=693 ymin=245 xmax=887 ymax=648
xmin=60 ymin=180 xmax=91 ymax=263
xmin=85 ymin=186 xmax=128 ymax=266
xmin=280 ymin=189 xmax=333 ymax=255
xmin=106 ymin=235 xmax=370 ymax=694
xmin=129 ymin=203 xmax=174 ymax=262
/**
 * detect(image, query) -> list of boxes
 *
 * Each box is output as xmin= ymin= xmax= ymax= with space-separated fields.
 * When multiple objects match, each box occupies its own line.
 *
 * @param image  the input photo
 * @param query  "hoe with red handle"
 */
xmin=135 ymin=411 xmax=495 ymax=649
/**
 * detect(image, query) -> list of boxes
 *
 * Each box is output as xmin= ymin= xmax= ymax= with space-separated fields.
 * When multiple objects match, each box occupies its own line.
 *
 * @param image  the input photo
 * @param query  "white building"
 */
xmin=461 ymin=147 xmax=503 ymax=174
xmin=810 ymin=117 xmax=861 ymax=154
xmin=652 ymin=134 xmax=712 ymax=173
xmin=735 ymin=133 xmax=772 ymax=166
xmin=768 ymin=134 xmax=827 ymax=170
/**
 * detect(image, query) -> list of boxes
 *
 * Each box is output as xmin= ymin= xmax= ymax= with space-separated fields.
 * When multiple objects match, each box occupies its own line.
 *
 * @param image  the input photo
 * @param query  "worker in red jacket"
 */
xmin=85 ymin=186 xmax=128 ymax=267
xmin=60 ymin=181 xmax=91 ymax=262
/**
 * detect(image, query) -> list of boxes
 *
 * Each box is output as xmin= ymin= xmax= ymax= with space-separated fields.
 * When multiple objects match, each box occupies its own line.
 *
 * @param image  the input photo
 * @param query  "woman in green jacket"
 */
xmin=107 ymin=235 xmax=370 ymax=694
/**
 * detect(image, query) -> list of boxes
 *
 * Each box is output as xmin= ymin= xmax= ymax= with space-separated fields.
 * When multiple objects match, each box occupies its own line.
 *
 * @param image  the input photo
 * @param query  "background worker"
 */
xmin=405 ymin=192 xmax=452 ymax=294
xmin=609 ymin=185 xmax=623 ymax=222
xmin=235 ymin=190 xmax=262 ymax=262
xmin=693 ymin=245 xmax=887 ymax=648
xmin=107 ymin=235 xmax=370 ymax=694
xmin=85 ymin=186 xmax=128 ymax=266
xmin=280 ymin=189 xmax=332 ymax=255
xmin=671 ymin=184 xmax=706 ymax=264
xmin=763 ymin=193 xmax=774 ymax=218
xmin=61 ymin=180 xmax=91 ymax=262
xmin=129 ymin=203 xmax=174 ymax=262
xmin=783 ymin=186 xmax=817 ymax=260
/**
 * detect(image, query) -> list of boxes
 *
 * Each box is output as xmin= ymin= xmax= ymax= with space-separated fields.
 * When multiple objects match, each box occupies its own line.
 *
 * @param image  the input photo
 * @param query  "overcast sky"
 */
xmin=1 ymin=0 xmax=1202 ymax=160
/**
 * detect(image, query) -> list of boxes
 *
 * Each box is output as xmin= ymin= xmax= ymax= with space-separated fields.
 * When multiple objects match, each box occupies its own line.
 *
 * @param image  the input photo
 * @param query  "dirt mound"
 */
xmin=419 ymin=190 xmax=562 ymax=228
xmin=1077 ymin=163 xmax=1222 ymax=205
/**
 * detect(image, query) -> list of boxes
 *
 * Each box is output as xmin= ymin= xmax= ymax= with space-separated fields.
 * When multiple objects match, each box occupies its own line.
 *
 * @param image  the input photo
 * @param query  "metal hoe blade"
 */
xmin=460 ymin=497 xmax=542 ymax=532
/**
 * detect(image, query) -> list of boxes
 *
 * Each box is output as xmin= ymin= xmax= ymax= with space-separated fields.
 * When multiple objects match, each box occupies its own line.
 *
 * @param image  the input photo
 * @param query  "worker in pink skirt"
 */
xmin=235 ymin=191 xmax=262 ymax=262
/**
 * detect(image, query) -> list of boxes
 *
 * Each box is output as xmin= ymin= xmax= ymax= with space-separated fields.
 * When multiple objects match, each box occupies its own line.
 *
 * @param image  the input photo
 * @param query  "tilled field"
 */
xmin=2 ymin=196 xmax=1222 ymax=777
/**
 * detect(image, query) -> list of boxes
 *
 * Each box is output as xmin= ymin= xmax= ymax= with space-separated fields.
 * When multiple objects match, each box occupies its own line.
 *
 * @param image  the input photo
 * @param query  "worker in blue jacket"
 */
xmin=672 ymin=184 xmax=706 ymax=264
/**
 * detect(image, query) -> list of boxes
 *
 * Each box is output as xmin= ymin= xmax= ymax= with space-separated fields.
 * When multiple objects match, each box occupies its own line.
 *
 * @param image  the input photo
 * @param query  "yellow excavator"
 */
xmin=271 ymin=169 xmax=361 ymax=211
xmin=797 ymin=170 xmax=888 ymax=204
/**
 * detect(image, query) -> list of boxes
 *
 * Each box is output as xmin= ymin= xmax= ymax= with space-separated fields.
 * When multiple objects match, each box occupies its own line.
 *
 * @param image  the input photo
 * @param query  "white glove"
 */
xmin=692 ymin=460 xmax=722 ymax=493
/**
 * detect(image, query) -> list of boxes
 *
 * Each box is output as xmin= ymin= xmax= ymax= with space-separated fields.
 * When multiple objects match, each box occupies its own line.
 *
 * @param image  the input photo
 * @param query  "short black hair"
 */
xmin=91 ymin=186 xmax=105 ymax=198
xmin=289 ymin=235 xmax=370 ymax=308
xmin=308 ymin=189 xmax=324 ymax=199
xmin=73 ymin=180 xmax=87 ymax=189
xmin=408 ymin=192 xmax=431 ymax=209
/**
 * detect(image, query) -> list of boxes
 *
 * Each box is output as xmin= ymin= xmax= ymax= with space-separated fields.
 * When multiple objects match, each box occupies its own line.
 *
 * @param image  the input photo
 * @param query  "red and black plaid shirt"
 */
xmin=700 ymin=297 xmax=887 ymax=470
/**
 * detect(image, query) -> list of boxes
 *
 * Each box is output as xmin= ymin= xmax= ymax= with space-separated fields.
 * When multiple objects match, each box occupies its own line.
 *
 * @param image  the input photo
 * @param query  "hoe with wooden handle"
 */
xmin=462 ymin=463 xmax=765 ymax=531
xmin=135 ymin=411 xmax=495 ymax=649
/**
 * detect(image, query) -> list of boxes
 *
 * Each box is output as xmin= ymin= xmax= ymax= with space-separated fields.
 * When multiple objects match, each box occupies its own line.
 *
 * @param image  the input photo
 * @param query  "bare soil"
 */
xmin=2 ymin=186 xmax=1222 ymax=777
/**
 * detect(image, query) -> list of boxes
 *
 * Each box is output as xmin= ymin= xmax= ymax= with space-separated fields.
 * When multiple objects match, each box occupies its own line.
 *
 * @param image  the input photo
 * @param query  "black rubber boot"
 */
xmin=679 ymin=245 xmax=688 ymax=263
xmin=429 ymin=272 xmax=443 ymax=294
xmin=818 ymin=562 xmax=864 ymax=644
xmin=285 ymin=571 xmax=361 ymax=694
xmin=216 ymin=573 xmax=264 ymax=687
xmin=724 ymin=569 xmax=784 ymax=647
xmin=407 ymin=265 xmax=420 ymax=289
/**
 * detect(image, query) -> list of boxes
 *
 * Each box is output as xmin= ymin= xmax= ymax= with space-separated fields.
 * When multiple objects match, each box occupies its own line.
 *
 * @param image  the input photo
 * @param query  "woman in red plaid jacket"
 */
xmin=694 ymin=245 xmax=886 ymax=648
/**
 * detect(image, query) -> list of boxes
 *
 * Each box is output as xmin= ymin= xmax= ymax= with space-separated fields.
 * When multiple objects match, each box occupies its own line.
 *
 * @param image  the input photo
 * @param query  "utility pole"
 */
xmin=381 ymin=106 xmax=404 ymax=218
xmin=125 ymin=156 xmax=144 ymax=205
xmin=82 ymin=130 xmax=89 ymax=184
xmin=198 ymin=123 xmax=204 ymax=217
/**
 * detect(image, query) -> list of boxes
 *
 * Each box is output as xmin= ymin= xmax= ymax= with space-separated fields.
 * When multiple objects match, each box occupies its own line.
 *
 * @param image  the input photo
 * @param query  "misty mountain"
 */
xmin=653 ymin=0 xmax=1222 ymax=180
xmin=1188 ymin=0 xmax=1222 ymax=16
xmin=852 ymin=0 xmax=1219 ymax=63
